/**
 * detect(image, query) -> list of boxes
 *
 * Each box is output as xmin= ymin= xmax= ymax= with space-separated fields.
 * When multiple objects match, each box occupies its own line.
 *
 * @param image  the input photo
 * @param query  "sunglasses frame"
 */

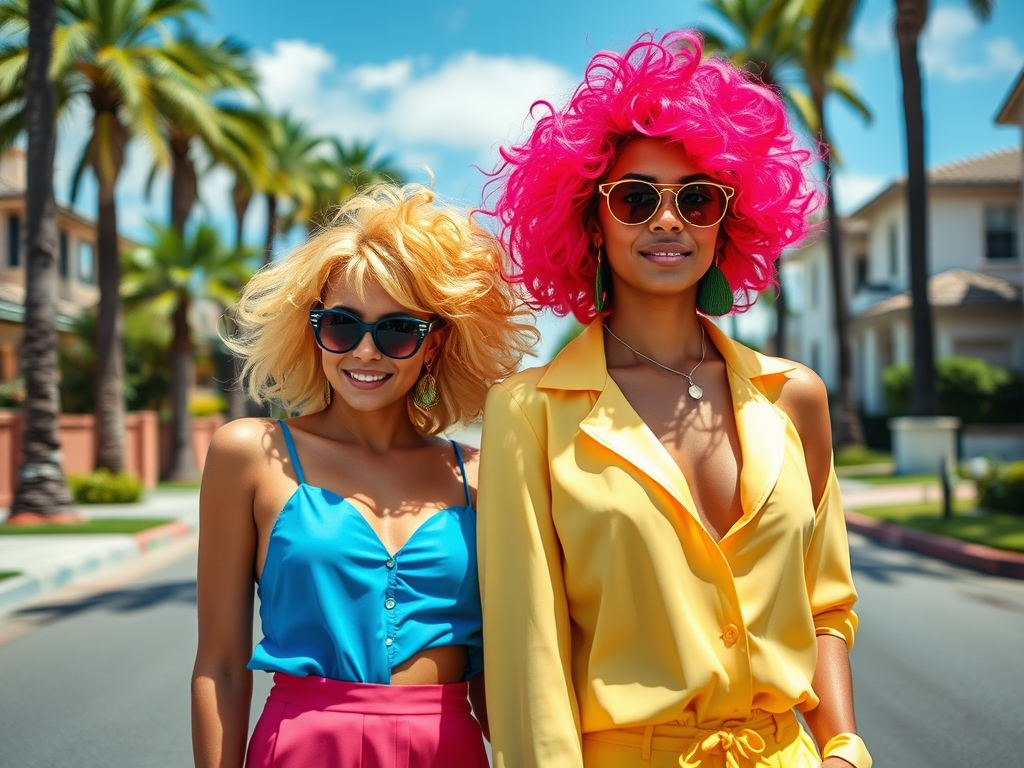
xmin=309 ymin=308 xmax=441 ymax=360
xmin=597 ymin=179 xmax=736 ymax=228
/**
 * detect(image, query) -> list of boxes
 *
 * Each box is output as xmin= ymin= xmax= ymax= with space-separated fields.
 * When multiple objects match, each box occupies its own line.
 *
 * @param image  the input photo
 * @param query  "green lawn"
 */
xmin=0 ymin=518 xmax=174 ymax=535
xmin=0 ymin=571 xmax=21 ymax=582
xmin=853 ymin=501 xmax=1024 ymax=553
xmin=157 ymin=480 xmax=202 ymax=490
xmin=845 ymin=473 xmax=942 ymax=486
xmin=834 ymin=446 xmax=892 ymax=467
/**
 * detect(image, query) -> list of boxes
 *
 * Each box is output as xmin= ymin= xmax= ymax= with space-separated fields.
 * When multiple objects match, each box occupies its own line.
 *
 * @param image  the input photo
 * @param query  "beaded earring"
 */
xmin=413 ymin=360 xmax=440 ymax=411
xmin=696 ymin=253 xmax=734 ymax=316
xmin=324 ymin=380 xmax=331 ymax=406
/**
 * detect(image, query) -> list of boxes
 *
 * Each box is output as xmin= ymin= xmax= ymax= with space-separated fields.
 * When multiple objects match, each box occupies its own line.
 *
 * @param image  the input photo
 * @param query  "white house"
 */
xmin=787 ymin=145 xmax=1023 ymax=416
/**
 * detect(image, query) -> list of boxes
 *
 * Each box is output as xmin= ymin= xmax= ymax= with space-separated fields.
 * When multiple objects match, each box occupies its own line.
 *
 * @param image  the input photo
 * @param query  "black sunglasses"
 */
xmin=598 ymin=180 xmax=735 ymax=227
xmin=309 ymin=308 xmax=441 ymax=360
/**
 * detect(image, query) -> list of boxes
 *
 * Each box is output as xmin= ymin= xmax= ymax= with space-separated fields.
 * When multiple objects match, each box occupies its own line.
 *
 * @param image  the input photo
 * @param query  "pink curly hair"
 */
xmin=484 ymin=30 xmax=823 ymax=322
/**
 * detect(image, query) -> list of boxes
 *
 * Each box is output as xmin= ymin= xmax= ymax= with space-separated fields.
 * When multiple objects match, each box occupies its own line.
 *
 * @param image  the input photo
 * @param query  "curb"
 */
xmin=846 ymin=511 xmax=1024 ymax=579
xmin=0 ymin=518 xmax=197 ymax=615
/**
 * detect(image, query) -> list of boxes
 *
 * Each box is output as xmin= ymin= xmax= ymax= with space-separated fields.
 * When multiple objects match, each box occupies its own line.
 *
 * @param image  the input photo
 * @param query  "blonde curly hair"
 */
xmin=226 ymin=183 xmax=538 ymax=435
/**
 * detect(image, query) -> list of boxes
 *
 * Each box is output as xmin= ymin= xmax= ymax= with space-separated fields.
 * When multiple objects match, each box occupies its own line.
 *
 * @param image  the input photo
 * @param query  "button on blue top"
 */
xmin=248 ymin=421 xmax=483 ymax=684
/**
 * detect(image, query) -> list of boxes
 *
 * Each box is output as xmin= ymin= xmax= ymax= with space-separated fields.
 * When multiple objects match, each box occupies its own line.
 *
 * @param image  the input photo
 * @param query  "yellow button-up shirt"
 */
xmin=478 ymin=318 xmax=858 ymax=768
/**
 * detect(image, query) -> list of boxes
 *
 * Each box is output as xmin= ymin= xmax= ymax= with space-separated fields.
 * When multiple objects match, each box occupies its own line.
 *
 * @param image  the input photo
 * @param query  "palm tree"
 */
xmin=765 ymin=0 xmax=996 ymax=418
xmin=290 ymin=139 xmax=405 ymax=232
xmin=703 ymin=0 xmax=871 ymax=447
xmin=260 ymin=114 xmax=327 ymax=262
xmin=121 ymin=222 xmax=254 ymax=478
xmin=0 ymin=0 xmax=212 ymax=473
xmin=144 ymin=33 xmax=259 ymax=473
xmin=5 ymin=0 xmax=76 ymax=522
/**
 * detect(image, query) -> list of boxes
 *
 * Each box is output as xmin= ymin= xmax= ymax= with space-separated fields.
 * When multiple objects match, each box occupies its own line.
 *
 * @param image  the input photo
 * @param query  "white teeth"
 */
xmin=348 ymin=372 xmax=387 ymax=383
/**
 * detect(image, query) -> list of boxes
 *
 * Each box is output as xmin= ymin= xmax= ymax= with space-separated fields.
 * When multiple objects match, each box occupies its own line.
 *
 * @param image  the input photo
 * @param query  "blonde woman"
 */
xmin=191 ymin=184 xmax=535 ymax=768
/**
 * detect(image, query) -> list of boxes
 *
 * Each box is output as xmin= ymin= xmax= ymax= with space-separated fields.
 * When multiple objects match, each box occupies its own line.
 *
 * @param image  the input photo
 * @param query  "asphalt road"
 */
xmin=0 ymin=532 xmax=1022 ymax=767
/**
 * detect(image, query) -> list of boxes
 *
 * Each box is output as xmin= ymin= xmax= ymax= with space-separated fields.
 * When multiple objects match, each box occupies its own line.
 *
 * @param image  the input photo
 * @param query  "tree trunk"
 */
xmin=165 ymin=296 xmax=197 ymax=481
xmin=818 ymin=107 xmax=865 ymax=449
xmin=92 ymin=113 xmax=127 ymax=473
xmin=166 ymin=137 xmax=197 ymax=478
xmin=896 ymin=0 xmax=939 ymax=416
xmin=10 ymin=0 xmax=75 ymax=518
xmin=225 ymin=178 xmax=252 ymax=421
xmin=233 ymin=179 xmax=251 ymax=250
xmin=264 ymin=192 xmax=277 ymax=266
xmin=170 ymin=134 xmax=197 ymax=234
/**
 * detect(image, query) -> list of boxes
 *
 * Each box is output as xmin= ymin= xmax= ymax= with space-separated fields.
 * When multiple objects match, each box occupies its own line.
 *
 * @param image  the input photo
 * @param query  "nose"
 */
xmin=648 ymin=188 xmax=684 ymax=232
xmin=350 ymin=331 xmax=380 ymax=360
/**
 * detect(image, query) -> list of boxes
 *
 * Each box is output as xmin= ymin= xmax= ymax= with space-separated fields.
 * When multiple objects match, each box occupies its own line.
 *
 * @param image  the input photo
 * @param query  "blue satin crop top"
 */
xmin=248 ymin=421 xmax=483 ymax=684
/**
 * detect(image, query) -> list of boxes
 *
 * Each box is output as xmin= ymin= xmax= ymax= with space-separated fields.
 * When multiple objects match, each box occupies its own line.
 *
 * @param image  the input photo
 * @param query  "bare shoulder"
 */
xmin=772 ymin=361 xmax=833 ymax=499
xmin=455 ymin=442 xmax=480 ymax=491
xmin=204 ymin=417 xmax=283 ymax=483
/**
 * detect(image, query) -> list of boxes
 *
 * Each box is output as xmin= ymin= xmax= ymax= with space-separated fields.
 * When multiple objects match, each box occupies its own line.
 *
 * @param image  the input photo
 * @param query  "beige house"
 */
xmin=0 ymin=147 xmax=134 ymax=384
xmin=787 ymin=146 xmax=1023 ymax=415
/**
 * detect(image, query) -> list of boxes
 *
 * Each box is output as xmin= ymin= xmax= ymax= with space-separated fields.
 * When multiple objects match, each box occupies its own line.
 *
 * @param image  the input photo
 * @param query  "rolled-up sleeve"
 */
xmin=804 ymin=466 xmax=858 ymax=649
xmin=478 ymin=382 xmax=583 ymax=768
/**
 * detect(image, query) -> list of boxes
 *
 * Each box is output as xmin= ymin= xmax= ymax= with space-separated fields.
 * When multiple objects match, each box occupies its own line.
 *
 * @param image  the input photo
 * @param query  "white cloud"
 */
xmin=833 ymin=172 xmax=888 ymax=215
xmin=921 ymin=5 xmax=1024 ymax=82
xmin=251 ymin=40 xmax=574 ymax=157
xmin=349 ymin=59 xmax=413 ymax=91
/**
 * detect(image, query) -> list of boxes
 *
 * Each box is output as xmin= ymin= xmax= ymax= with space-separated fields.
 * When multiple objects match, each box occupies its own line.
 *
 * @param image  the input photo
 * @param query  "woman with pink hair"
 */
xmin=477 ymin=31 xmax=870 ymax=768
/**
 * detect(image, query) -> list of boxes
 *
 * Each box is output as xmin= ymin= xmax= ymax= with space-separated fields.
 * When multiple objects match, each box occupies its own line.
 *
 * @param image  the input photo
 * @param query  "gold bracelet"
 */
xmin=822 ymin=733 xmax=871 ymax=768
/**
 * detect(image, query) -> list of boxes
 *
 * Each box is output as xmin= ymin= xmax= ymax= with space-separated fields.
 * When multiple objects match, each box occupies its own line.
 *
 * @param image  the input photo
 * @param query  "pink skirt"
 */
xmin=245 ymin=673 xmax=489 ymax=768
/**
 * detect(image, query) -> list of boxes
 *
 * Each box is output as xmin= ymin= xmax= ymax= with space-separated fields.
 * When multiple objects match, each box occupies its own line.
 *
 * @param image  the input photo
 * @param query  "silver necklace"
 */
xmin=603 ymin=322 xmax=707 ymax=400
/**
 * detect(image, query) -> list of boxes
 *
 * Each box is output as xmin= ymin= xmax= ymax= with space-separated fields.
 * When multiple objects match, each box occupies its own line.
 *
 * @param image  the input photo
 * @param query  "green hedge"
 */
xmin=67 ymin=470 xmax=144 ymax=504
xmin=883 ymin=357 xmax=1024 ymax=424
xmin=977 ymin=462 xmax=1024 ymax=515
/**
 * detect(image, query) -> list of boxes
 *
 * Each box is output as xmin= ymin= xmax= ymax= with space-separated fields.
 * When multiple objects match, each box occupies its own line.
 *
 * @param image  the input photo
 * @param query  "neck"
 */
xmin=605 ymin=287 xmax=706 ymax=367
xmin=319 ymin=398 xmax=427 ymax=453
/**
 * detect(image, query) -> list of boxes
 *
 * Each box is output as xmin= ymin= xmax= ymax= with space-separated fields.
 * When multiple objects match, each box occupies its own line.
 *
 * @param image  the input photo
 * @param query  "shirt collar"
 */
xmin=537 ymin=314 xmax=796 ymax=392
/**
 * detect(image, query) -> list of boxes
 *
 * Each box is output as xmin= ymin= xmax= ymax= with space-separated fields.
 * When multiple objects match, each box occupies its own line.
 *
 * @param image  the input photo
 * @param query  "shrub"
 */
xmin=0 ymin=377 xmax=26 ymax=407
xmin=977 ymin=461 xmax=1024 ymax=515
xmin=67 ymin=469 xmax=144 ymax=504
xmin=883 ymin=357 xmax=1023 ymax=424
xmin=834 ymin=445 xmax=891 ymax=467
xmin=189 ymin=394 xmax=227 ymax=417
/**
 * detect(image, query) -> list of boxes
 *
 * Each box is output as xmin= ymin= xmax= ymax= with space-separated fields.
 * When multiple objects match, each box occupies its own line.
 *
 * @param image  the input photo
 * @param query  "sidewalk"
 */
xmin=0 ymin=488 xmax=200 ymax=615
xmin=838 ymin=477 xmax=1024 ymax=580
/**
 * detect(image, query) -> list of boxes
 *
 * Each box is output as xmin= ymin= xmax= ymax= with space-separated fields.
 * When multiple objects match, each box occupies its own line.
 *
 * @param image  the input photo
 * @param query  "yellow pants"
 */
xmin=582 ymin=710 xmax=821 ymax=768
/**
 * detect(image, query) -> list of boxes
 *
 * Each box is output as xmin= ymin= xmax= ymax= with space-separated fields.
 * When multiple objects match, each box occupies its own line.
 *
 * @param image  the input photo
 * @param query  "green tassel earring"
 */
xmin=413 ymin=361 xmax=440 ymax=411
xmin=696 ymin=256 xmax=734 ymax=316
xmin=594 ymin=246 xmax=608 ymax=314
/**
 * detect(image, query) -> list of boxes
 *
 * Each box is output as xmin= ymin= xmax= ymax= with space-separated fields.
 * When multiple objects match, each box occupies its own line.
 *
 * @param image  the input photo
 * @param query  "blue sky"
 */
xmin=53 ymin=0 xmax=1024 ymax=356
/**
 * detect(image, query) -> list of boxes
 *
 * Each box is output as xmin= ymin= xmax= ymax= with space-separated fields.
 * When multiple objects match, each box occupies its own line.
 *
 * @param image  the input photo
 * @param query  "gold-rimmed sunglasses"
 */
xmin=597 ymin=180 xmax=736 ymax=228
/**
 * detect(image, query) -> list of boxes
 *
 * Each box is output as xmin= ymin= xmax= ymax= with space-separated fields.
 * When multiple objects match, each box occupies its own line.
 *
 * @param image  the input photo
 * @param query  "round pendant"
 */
xmin=688 ymin=383 xmax=703 ymax=400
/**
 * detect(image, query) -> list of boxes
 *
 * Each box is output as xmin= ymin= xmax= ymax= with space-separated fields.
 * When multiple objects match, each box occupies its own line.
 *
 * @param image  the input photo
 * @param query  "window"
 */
xmin=77 ymin=240 xmax=94 ymax=283
xmin=985 ymin=206 xmax=1019 ymax=260
xmin=7 ymin=215 xmax=20 ymax=267
xmin=888 ymin=223 xmax=899 ymax=277
xmin=854 ymin=256 xmax=868 ymax=292
xmin=59 ymin=232 xmax=69 ymax=279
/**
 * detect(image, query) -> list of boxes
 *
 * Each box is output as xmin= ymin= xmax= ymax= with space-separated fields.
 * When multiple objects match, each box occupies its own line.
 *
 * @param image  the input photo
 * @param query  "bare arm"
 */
xmin=191 ymin=420 xmax=262 ymax=768
xmin=776 ymin=364 xmax=862 ymax=767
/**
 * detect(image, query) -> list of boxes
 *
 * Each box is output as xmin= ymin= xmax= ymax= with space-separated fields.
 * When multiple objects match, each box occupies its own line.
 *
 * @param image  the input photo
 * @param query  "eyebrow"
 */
xmin=613 ymin=173 xmax=712 ymax=184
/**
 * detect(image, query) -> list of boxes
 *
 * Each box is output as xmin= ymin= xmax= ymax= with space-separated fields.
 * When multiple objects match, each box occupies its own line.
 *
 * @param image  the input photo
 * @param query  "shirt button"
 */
xmin=386 ymin=559 xmax=395 ymax=569
xmin=385 ymin=637 xmax=393 ymax=646
xmin=722 ymin=624 xmax=739 ymax=648
xmin=385 ymin=598 xmax=396 ymax=610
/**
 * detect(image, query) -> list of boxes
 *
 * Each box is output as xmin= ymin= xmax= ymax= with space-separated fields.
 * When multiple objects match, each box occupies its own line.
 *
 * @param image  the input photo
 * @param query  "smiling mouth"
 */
xmin=344 ymin=371 xmax=391 ymax=383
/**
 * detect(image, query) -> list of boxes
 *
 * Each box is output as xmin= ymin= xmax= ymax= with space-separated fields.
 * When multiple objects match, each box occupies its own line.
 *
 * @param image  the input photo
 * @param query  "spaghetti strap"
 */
xmin=277 ymin=420 xmax=306 ymax=485
xmin=449 ymin=440 xmax=472 ymax=506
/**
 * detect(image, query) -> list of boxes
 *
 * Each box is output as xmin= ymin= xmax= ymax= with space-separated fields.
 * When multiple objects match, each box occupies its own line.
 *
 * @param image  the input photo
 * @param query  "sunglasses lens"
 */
xmin=676 ymin=183 xmax=728 ymax=227
xmin=606 ymin=181 xmax=663 ymax=224
xmin=318 ymin=312 xmax=362 ymax=353
xmin=375 ymin=318 xmax=423 ymax=359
